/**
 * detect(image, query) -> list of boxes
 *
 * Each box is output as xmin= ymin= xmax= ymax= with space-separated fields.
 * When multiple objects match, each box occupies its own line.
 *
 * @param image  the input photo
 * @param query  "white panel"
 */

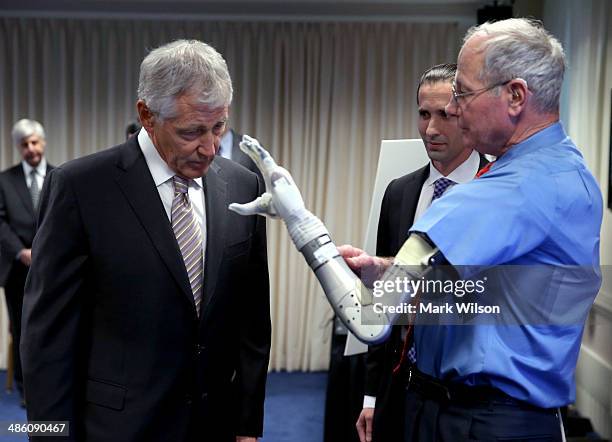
xmin=362 ymin=138 xmax=429 ymax=255
xmin=345 ymin=138 xmax=429 ymax=356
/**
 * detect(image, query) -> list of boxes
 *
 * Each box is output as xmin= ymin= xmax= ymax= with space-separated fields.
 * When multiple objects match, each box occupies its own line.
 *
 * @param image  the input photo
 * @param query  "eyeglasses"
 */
xmin=451 ymin=79 xmax=512 ymax=103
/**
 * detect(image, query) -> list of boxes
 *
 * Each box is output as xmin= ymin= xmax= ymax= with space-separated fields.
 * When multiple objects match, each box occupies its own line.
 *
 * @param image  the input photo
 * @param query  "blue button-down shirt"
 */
xmin=410 ymin=122 xmax=602 ymax=408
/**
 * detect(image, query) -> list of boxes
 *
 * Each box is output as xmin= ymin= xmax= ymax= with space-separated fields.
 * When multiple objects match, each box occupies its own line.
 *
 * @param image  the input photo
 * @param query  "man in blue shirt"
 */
xmin=355 ymin=63 xmax=487 ymax=442
xmin=340 ymin=18 xmax=602 ymax=441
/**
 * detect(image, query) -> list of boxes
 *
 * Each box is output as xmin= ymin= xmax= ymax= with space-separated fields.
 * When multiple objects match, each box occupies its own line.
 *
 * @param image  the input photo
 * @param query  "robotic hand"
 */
xmin=228 ymin=134 xmax=332 ymax=252
xmin=228 ymin=135 xmax=308 ymax=222
xmin=229 ymin=135 xmax=440 ymax=344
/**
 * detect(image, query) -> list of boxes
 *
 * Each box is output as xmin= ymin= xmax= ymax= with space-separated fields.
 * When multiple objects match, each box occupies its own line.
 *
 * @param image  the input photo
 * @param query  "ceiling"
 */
xmin=0 ymin=0 xmax=500 ymax=21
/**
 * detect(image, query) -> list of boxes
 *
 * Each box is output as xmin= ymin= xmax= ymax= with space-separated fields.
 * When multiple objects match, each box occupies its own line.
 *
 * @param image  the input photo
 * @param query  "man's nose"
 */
xmin=445 ymin=97 xmax=460 ymax=117
xmin=197 ymin=133 xmax=216 ymax=154
xmin=426 ymin=119 xmax=441 ymax=138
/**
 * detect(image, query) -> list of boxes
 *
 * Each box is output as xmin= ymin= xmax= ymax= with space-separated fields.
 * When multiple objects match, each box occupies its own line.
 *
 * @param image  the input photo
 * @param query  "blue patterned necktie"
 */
xmin=431 ymin=177 xmax=456 ymax=203
xmin=171 ymin=176 xmax=204 ymax=316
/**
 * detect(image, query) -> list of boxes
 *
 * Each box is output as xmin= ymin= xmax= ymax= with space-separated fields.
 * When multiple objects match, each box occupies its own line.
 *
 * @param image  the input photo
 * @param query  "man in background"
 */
xmin=21 ymin=39 xmax=270 ymax=442
xmin=218 ymin=125 xmax=263 ymax=184
xmin=0 ymin=118 xmax=53 ymax=404
xmin=125 ymin=120 xmax=141 ymax=139
xmin=354 ymin=63 xmax=487 ymax=442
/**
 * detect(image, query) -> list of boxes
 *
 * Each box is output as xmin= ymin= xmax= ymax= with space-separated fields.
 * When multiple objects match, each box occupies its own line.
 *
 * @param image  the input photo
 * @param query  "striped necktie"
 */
xmin=171 ymin=176 xmax=203 ymax=316
xmin=29 ymin=169 xmax=40 ymax=209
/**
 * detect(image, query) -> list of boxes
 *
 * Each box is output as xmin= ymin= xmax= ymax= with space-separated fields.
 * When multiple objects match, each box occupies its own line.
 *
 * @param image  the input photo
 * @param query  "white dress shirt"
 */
xmin=137 ymin=129 xmax=207 ymax=257
xmin=363 ymin=149 xmax=481 ymax=409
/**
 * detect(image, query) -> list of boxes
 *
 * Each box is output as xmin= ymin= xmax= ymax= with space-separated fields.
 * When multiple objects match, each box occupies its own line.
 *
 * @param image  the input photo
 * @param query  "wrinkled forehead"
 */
xmin=457 ymin=34 xmax=488 ymax=82
xmin=172 ymin=93 xmax=229 ymax=122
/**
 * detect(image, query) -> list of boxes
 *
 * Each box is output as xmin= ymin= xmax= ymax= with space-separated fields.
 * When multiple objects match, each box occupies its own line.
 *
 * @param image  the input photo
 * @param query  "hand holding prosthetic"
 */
xmin=229 ymin=135 xmax=441 ymax=344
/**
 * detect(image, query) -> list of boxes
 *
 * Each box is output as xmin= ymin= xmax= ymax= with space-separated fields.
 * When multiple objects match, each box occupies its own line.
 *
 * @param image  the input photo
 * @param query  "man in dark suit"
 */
xmin=354 ymin=64 xmax=487 ymax=442
xmin=0 ymin=118 xmax=53 ymax=401
xmin=21 ymin=39 xmax=270 ymax=442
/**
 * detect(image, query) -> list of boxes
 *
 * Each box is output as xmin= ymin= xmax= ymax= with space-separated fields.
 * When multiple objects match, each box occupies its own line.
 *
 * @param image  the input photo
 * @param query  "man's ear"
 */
xmin=137 ymin=100 xmax=155 ymax=130
xmin=507 ymin=78 xmax=528 ymax=117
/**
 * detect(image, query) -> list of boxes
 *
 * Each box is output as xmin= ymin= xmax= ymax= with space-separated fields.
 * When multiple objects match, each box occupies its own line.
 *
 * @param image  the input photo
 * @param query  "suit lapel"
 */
xmin=113 ymin=141 xmax=195 ymax=311
xmin=201 ymin=162 xmax=228 ymax=312
xmin=397 ymin=165 xmax=429 ymax=247
xmin=9 ymin=167 xmax=35 ymax=217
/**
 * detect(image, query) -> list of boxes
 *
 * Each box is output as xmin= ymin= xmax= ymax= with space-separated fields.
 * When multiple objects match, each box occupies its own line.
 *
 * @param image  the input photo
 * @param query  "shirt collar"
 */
xmin=137 ymin=128 xmax=203 ymax=189
xmin=424 ymin=149 xmax=481 ymax=187
xmin=498 ymin=122 xmax=567 ymax=164
xmin=22 ymin=157 xmax=47 ymax=177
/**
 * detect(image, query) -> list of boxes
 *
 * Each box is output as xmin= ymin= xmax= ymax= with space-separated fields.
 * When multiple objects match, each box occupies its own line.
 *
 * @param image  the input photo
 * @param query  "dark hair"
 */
xmin=416 ymin=63 xmax=457 ymax=105
xmin=125 ymin=121 xmax=142 ymax=139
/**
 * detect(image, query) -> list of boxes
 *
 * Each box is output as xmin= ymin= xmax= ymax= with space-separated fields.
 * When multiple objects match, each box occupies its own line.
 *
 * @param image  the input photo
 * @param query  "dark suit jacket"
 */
xmin=366 ymin=155 xmax=488 ymax=441
xmin=0 ymin=163 xmax=53 ymax=285
xmin=21 ymin=136 xmax=271 ymax=442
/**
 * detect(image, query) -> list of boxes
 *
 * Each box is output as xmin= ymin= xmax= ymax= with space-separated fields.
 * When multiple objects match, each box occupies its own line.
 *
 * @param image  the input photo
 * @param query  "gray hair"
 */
xmin=137 ymin=39 xmax=233 ymax=120
xmin=464 ymin=18 xmax=566 ymax=113
xmin=12 ymin=119 xmax=46 ymax=146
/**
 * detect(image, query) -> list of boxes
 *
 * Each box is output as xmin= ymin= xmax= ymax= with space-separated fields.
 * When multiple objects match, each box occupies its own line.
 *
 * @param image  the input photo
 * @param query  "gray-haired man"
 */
xmin=21 ymin=40 xmax=270 ymax=442
xmin=0 ymin=118 xmax=53 ymax=404
xmin=335 ymin=19 xmax=599 ymax=441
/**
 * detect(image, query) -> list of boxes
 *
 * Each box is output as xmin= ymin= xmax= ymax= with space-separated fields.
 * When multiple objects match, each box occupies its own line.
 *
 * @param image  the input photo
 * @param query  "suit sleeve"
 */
xmin=20 ymin=167 xmax=89 ymax=441
xmin=364 ymin=180 xmax=396 ymax=396
xmin=235 ymin=173 xmax=271 ymax=436
xmin=0 ymin=176 xmax=26 ymax=257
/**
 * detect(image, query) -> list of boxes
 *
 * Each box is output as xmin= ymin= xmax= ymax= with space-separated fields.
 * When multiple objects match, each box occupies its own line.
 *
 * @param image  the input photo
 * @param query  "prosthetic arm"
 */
xmin=229 ymin=135 xmax=443 ymax=344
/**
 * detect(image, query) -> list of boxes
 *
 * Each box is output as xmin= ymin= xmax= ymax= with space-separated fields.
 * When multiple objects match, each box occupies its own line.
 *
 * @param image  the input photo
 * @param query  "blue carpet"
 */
xmin=263 ymin=371 xmax=327 ymax=442
xmin=0 ymin=371 xmax=27 ymax=442
xmin=0 ymin=370 xmax=326 ymax=442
